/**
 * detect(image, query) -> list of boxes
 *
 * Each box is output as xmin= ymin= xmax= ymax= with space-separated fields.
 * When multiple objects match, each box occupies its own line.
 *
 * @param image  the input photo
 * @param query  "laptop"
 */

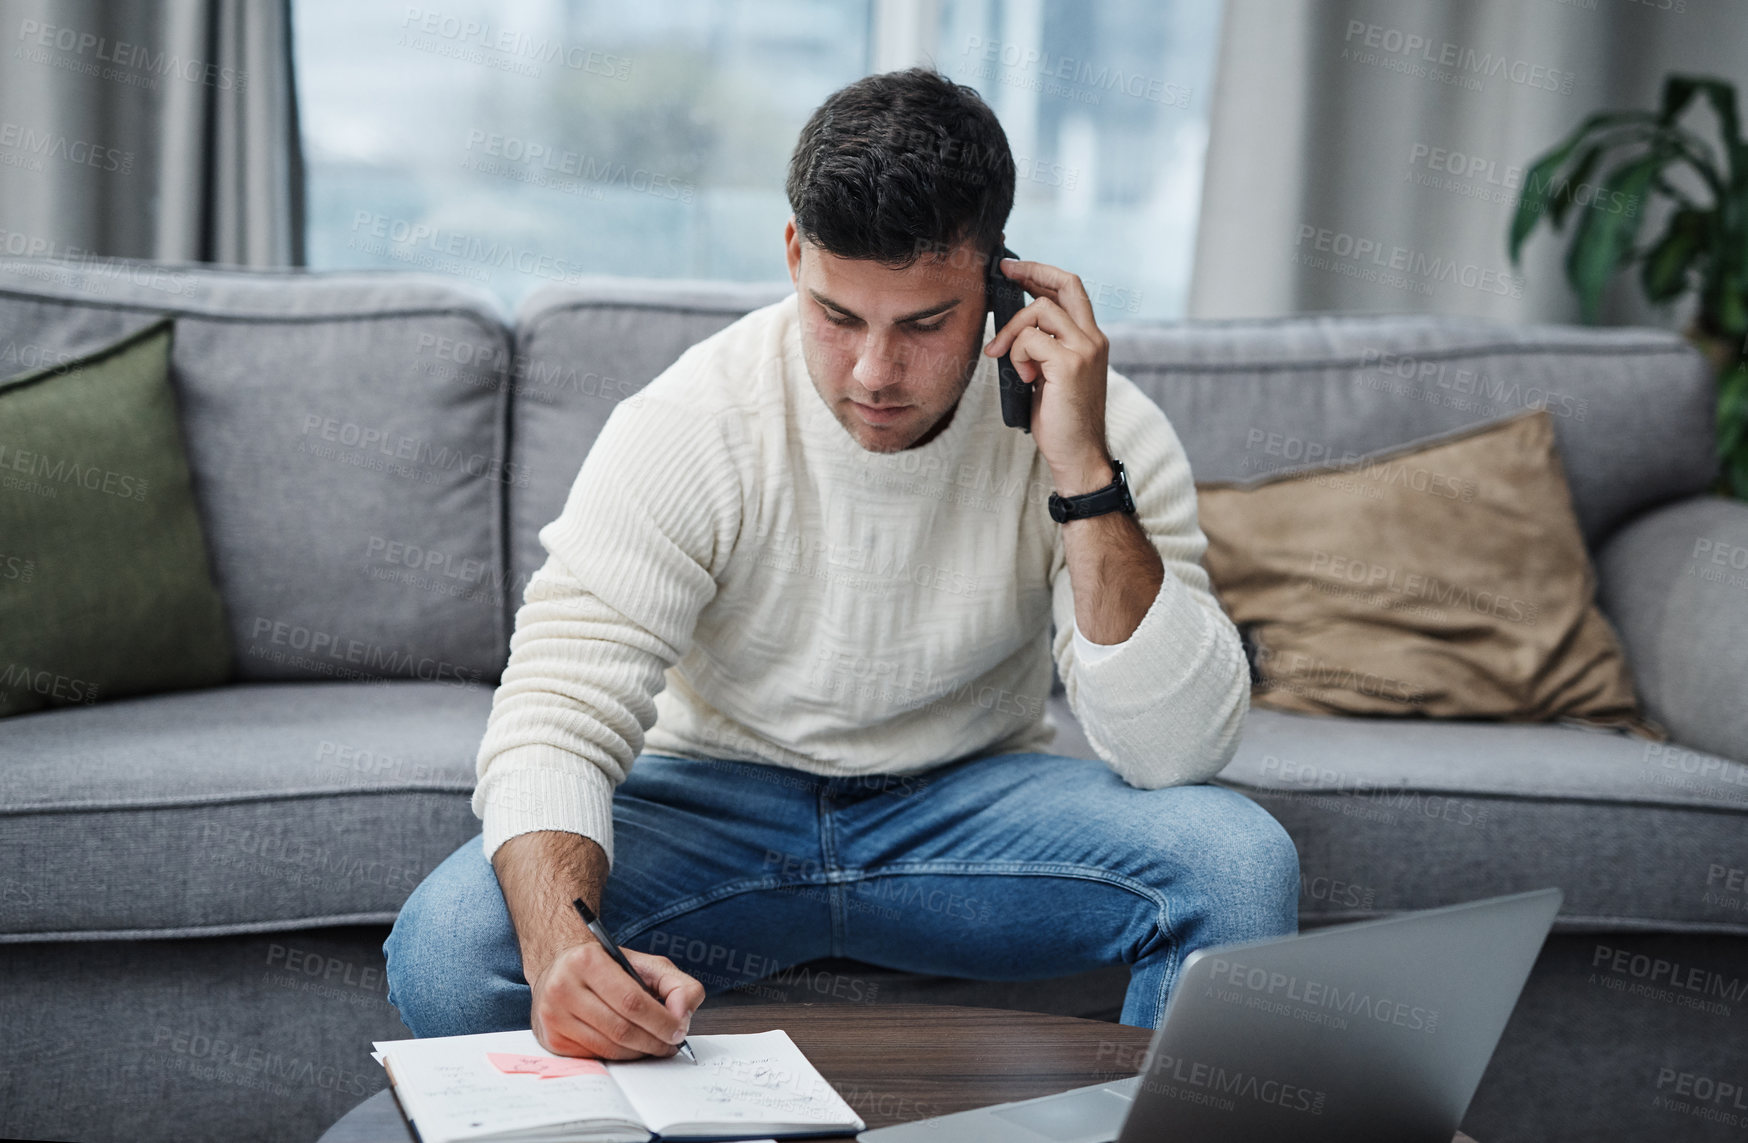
xmin=856 ymin=888 xmax=1561 ymax=1143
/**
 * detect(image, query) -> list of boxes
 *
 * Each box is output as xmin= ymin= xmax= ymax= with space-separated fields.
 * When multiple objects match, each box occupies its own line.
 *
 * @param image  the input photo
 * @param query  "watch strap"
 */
xmin=1049 ymin=458 xmax=1134 ymax=523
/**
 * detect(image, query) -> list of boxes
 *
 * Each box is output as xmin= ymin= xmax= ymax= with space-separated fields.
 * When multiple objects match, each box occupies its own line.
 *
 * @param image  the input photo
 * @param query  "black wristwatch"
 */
xmin=1048 ymin=457 xmax=1135 ymax=523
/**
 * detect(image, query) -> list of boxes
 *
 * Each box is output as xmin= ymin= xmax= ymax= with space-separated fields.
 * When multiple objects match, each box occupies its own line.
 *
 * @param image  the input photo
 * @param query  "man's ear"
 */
xmin=784 ymin=217 xmax=802 ymax=286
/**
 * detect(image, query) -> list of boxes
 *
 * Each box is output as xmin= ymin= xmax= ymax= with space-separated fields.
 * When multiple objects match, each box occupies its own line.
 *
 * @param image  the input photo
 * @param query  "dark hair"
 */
xmin=785 ymin=66 xmax=1015 ymax=270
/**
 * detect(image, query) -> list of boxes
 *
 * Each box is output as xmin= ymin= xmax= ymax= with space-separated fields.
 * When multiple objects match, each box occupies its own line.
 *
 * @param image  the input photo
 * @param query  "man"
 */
xmin=385 ymin=66 xmax=1297 ymax=1060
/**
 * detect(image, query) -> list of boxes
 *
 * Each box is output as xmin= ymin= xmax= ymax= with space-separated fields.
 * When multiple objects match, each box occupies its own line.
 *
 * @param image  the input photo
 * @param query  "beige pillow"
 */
xmin=1196 ymin=409 xmax=1662 ymax=737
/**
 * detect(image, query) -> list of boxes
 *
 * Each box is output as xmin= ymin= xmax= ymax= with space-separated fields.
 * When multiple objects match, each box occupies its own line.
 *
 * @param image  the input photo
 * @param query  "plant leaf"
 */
xmin=1719 ymin=277 xmax=1748 ymax=338
xmin=1716 ymin=363 xmax=1748 ymax=497
xmin=1662 ymin=75 xmax=1703 ymax=124
xmin=1663 ymin=74 xmax=1742 ymax=149
xmin=1565 ymin=148 xmax=1670 ymax=322
xmin=1547 ymin=144 xmax=1604 ymax=229
xmin=1509 ymin=112 xmax=1654 ymax=263
xmin=1640 ymin=208 xmax=1707 ymax=303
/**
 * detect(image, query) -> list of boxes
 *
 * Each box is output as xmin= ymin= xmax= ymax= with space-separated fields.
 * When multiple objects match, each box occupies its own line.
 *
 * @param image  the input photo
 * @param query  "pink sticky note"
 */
xmin=487 ymin=1052 xmax=608 ymax=1079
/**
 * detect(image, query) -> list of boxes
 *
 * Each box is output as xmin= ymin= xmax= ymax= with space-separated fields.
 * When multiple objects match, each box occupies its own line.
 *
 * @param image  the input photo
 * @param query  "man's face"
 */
xmin=784 ymin=218 xmax=987 ymax=453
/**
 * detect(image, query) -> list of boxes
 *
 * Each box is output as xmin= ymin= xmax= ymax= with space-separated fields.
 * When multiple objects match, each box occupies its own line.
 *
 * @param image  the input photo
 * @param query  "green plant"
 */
xmin=1508 ymin=74 xmax=1748 ymax=499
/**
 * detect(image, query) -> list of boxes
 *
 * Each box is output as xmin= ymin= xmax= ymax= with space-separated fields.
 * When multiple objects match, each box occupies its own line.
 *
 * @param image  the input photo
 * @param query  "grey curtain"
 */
xmin=0 ymin=0 xmax=304 ymax=267
xmin=1190 ymin=0 xmax=1748 ymax=327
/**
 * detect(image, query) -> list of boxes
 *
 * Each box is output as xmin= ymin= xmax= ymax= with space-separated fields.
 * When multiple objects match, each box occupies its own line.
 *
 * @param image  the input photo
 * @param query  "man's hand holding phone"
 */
xmin=983 ymin=257 xmax=1116 ymax=495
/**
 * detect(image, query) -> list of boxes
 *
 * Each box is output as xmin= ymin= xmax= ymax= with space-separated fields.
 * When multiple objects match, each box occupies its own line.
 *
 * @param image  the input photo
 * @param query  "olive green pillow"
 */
xmin=1196 ymin=409 xmax=1661 ymax=738
xmin=0 ymin=318 xmax=232 ymax=716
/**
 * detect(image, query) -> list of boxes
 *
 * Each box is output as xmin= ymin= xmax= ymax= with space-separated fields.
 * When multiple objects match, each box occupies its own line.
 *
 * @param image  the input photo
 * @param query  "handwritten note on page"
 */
xmin=374 ymin=1029 xmax=646 ymax=1143
xmin=605 ymin=1029 xmax=863 ymax=1136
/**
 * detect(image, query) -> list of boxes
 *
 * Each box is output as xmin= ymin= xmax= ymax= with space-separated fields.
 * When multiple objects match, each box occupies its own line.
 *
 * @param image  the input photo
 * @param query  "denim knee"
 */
xmin=383 ymin=836 xmax=528 ymax=1038
xmin=1207 ymin=789 xmax=1301 ymax=931
xmin=383 ymin=897 xmax=437 ymax=1035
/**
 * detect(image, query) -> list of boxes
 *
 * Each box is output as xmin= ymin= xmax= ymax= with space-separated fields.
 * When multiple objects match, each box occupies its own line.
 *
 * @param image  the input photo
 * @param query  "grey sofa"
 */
xmin=1 ymin=254 xmax=1744 ymax=1143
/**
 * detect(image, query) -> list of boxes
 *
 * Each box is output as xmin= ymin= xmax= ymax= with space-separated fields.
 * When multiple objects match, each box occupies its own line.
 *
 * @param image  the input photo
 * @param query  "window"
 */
xmin=929 ymin=0 xmax=1221 ymax=319
xmin=293 ymin=0 xmax=1223 ymax=320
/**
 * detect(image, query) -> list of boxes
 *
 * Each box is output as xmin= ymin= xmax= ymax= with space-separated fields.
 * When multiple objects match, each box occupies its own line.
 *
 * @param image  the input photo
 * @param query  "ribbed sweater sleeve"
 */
xmin=1049 ymin=371 xmax=1250 ymax=787
xmin=471 ymin=391 xmax=742 ymax=868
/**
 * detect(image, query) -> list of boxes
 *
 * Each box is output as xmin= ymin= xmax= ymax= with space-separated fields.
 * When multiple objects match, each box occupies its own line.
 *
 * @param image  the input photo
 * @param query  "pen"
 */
xmin=572 ymin=897 xmax=698 ymax=1064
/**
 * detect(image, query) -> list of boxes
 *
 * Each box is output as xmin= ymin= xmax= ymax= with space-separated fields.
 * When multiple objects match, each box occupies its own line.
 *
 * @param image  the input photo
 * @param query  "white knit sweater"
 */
xmin=472 ymin=292 xmax=1249 ymax=865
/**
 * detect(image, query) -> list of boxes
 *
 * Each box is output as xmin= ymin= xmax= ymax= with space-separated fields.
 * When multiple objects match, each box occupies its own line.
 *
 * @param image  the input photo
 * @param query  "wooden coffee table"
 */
xmin=316 ymin=1003 xmax=1479 ymax=1141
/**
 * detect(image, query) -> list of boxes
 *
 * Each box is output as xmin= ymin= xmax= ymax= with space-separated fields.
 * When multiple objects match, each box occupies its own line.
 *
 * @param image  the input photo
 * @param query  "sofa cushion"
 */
xmin=1212 ymin=707 xmax=1748 ymax=934
xmin=0 ymin=318 xmax=232 ymax=716
xmin=0 ymin=681 xmax=485 ymax=940
xmin=0 ymin=257 xmax=514 ymax=686
xmin=6 ymin=675 xmax=1737 ymax=941
xmin=505 ymin=293 xmax=1714 ymax=644
xmin=1106 ymin=313 xmax=1714 ymax=548
xmin=1597 ymin=494 xmax=1748 ymax=766
xmin=1046 ymin=694 xmax=1745 ymax=933
xmin=505 ymin=278 xmax=791 ymax=633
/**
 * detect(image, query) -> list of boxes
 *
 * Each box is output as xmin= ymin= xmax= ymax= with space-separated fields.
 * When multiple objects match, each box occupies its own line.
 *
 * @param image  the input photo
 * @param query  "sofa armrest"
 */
xmin=1596 ymin=494 xmax=1748 ymax=764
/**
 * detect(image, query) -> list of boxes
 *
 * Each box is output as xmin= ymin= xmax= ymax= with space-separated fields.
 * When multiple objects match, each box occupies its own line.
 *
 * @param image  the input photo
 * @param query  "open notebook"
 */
xmin=372 ymin=1028 xmax=865 ymax=1143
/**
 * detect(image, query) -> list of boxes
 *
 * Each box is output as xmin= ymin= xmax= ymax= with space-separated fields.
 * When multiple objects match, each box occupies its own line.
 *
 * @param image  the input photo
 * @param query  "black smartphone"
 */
xmin=986 ymin=244 xmax=1031 ymax=432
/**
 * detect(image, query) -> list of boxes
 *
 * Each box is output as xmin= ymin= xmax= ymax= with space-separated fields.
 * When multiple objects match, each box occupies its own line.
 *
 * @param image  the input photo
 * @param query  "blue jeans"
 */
xmin=384 ymin=750 xmax=1299 ymax=1032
